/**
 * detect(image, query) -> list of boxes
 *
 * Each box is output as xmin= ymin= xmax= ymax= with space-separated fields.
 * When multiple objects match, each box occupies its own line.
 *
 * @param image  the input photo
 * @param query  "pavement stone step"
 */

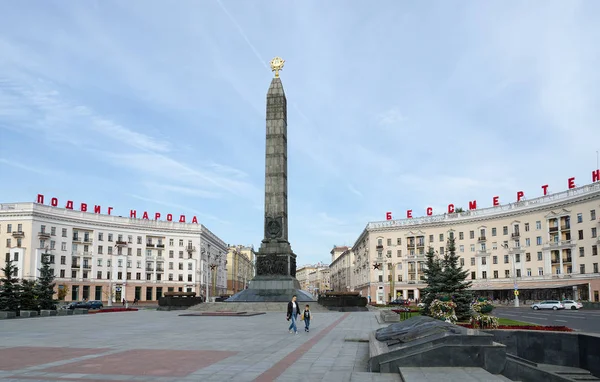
xmin=399 ymin=367 xmax=514 ymax=382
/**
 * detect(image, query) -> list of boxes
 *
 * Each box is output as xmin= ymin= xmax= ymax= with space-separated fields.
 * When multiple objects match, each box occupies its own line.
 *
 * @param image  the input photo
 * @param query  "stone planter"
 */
xmin=0 ymin=311 xmax=17 ymax=319
xmin=57 ymin=309 xmax=74 ymax=316
xmin=40 ymin=310 xmax=58 ymax=317
xmin=19 ymin=310 xmax=38 ymax=318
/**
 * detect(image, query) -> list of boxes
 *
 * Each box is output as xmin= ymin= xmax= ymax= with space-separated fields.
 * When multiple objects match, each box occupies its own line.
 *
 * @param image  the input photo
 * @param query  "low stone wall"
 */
xmin=158 ymin=295 xmax=203 ymax=310
xmin=582 ymin=302 xmax=600 ymax=310
xmin=487 ymin=330 xmax=600 ymax=378
xmin=317 ymin=294 xmax=368 ymax=309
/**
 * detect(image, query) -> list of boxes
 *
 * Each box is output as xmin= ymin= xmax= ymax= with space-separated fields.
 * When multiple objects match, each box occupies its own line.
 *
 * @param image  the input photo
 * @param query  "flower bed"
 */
xmin=88 ymin=308 xmax=138 ymax=314
xmin=457 ymin=323 xmax=573 ymax=332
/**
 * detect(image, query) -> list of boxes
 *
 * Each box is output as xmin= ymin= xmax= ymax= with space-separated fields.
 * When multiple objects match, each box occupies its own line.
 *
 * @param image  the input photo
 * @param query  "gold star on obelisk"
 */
xmin=270 ymin=57 xmax=285 ymax=78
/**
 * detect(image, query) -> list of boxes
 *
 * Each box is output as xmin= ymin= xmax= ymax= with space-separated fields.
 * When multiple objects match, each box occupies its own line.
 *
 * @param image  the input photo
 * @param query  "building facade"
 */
xmin=296 ymin=265 xmax=316 ymax=291
xmin=343 ymin=182 xmax=600 ymax=305
xmin=226 ymin=245 xmax=255 ymax=295
xmin=0 ymin=202 xmax=228 ymax=303
xmin=308 ymin=265 xmax=331 ymax=296
xmin=329 ymin=246 xmax=353 ymax=292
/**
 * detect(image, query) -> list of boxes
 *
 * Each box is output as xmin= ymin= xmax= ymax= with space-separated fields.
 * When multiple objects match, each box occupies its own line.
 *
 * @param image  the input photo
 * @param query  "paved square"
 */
xmin=0 ymin=347 xmax=109 ymax=371
xmin=42 ymin=349 xmax=238 ymax=377
xmin=0 ymin=309 xmax=396 ymax=381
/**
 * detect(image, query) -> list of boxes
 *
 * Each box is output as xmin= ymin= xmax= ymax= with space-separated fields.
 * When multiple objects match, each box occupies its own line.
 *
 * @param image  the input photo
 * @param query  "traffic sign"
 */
xmin=514 ymin=290 xmax=519 ymax=296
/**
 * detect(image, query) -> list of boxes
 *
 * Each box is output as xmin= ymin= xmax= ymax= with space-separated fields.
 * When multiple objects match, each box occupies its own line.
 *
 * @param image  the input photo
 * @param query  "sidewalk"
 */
xmin=0 ymin=310 xmax=400 ymax=381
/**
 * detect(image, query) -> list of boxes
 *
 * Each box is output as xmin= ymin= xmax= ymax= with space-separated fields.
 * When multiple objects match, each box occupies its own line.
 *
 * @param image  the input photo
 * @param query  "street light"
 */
xmin=502 ymin=243 xmax=520 ymax=307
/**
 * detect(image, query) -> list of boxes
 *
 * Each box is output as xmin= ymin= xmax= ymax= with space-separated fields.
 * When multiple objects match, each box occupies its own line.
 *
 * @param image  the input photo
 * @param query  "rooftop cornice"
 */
xmin=367 ymin=182 xmax=600 ymax=232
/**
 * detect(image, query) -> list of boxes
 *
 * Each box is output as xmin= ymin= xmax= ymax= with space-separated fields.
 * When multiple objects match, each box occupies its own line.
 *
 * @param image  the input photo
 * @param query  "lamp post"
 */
xmin=502 ymin=243 xmax=520 ymax=307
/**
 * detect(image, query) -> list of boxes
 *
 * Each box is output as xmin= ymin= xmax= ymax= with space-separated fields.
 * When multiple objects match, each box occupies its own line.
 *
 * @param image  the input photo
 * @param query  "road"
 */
xmin=494 ymin=306 xmax=600 ymax=334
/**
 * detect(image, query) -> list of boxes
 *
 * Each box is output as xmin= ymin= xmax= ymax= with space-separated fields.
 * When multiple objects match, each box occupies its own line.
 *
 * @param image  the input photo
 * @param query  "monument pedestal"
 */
xmin=226 ymin=275 xmax=314 ymax=302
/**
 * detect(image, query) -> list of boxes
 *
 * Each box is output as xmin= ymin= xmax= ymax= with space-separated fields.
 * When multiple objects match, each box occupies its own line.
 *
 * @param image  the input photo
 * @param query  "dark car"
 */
xmin=67 ymin=300 xmax=103 ymax=310
xmin=389 ymin=299 xmax=410 ymax=306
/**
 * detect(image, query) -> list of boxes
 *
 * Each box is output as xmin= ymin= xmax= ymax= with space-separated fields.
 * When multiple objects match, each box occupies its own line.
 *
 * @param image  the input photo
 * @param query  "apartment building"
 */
xmin=0 ymin=202 xmax=228 ymax=303
xmin=346 ymin=182 xmax=600 ymax=305
xmin=329 ymin=246 xmax=353 ymax=292
xmin=226 ymin=245 xmax=255 ymax=295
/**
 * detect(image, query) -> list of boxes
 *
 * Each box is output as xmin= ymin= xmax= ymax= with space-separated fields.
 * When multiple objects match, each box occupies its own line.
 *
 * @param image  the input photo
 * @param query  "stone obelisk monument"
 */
xmin=227 ymin=57 xmax=314 ymax=302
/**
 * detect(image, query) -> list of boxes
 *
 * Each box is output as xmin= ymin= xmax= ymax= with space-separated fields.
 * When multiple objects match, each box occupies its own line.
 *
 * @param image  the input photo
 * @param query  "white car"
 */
xmin=531 ymin=300 xmax=565 ymax=310
xmin=561 ymin=300 xmax=583 ymax=310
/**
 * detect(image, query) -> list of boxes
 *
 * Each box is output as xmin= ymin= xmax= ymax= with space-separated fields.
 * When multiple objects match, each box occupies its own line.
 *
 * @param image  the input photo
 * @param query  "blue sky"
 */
xmin=1 ymin=1 xmax=599 ymax=266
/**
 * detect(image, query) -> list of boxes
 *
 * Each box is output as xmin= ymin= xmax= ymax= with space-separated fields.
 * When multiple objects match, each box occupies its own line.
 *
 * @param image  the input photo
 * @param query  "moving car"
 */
xmin=389 ymin=299 xmax=410 ymax=306
xmin=531 ymin=300 xmax=565 ymax=310
xmin=561 ymin=300 xmax=583 ymax=310
xmin=67 ymin=300 xmax=103 ymax=310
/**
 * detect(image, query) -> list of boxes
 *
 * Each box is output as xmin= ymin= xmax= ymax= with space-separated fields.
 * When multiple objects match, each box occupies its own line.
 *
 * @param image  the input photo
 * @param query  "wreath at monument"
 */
xmin=429 ymin=294 xmax=457 ymax=324
xmin=469 ymin=298 xmax=499 ymax=329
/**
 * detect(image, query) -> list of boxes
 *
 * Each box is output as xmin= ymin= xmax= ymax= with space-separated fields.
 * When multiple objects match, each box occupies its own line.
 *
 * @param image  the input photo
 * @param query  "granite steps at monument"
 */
xmin=187 ymin=301 xmax=331 ymax=312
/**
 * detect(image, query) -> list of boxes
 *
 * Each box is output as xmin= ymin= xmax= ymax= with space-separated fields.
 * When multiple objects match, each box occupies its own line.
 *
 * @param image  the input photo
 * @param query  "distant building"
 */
xmin=226 ymin=245 xmax=255 ymax=295
xmin=329 ymin=246 xmax=352 ymax=292
xmin=0 ymin=202 xmax=228 ymax=303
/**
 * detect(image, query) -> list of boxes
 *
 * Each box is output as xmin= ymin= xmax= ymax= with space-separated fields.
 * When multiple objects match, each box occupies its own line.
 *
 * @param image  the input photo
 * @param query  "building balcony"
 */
xmin=83 ymin=264 xmax=91 ymax=270
xmin=156 ymin=267 xmax=164 ymax=272
xmin=146 ymin=243 xmax=155 ymax=248
xmin=12 ymin=231 xmax=25 ymax=238
xmin=511 ymin=233 xmax=520 ymax=239
xmin=72 ymin=236 xmax=82 ymax=242
xmin=543 ymin=240 xmax=576 ymax=250
xmin=406 ymin=243 xmax=415 ymax=249
xmin=560 ymin=224 xmax=571 ymax=231
xmin=478 ymin=236 xmax=486 ymax=242
xmin=186 ymin=245 xmax=196 ymax=253
xmin=156 ymin=244 xmax=165 ymax=248
xmin=71 ymin=263 xmax=81 ymax=268
xmin=508 ymin=247 xmax=525 ymax=255
xmin=146 ymin=267 xmax=154 ymax=272
xmin=563 ymin=257 xmax=572 ymax=264
xmin=549 ymin=226 xmax=559 ymax=233
xmin=115 ymin=240 xmax=128 ymax=247
xmin=81 ymin=251 xmax=92 ymax=258
xmin=38 ymin=231 xmax=50 ymax=239
xmin=82 ymin=237 xmax=92 ymax=244
xmin=376 ymin=245 xmax=383 ymax=250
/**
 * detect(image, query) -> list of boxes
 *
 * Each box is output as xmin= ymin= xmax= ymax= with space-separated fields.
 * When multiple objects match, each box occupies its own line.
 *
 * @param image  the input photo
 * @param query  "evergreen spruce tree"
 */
xmin=20 ymin=279 xmax=38 ymax=311
xmin=420 ymin=246 xmax=443 ymax=316
xmin=440 ymin=235 xmax=473 ymax=320
xmin=0 ymin=259 xmax=21 ymax=312
xmin=36 ymin=251 xmax=57 ymax=310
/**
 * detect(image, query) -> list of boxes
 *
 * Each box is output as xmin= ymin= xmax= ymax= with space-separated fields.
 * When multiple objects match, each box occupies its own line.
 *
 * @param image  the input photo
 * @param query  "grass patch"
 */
xmin=497 ymin=317 xmax=538 ymax=326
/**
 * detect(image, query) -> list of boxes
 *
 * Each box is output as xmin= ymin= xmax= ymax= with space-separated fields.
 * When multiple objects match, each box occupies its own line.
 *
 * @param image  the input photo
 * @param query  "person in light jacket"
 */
xmin=286 ymin=295 xmax=299 ymax=334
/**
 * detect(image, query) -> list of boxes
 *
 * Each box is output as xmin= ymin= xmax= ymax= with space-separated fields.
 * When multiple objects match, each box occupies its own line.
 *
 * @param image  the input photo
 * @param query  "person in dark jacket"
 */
xmin=286 ymin=295 xmax=299 ymax=334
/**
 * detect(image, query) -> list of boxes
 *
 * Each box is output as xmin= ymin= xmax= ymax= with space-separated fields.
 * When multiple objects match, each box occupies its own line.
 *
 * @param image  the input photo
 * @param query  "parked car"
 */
xmin=531 ymin=300 xmax=565 ymax=310
xmin=389 ymin=299 xmax=410 ymax=306
xmin=67 ymin=301 xmax=91 ymax=310
xmin=561 ymin=300 xmax=583 ymax=310
xmin=66 ymin=300 xmax=103 ymax=310
xmin=88 ymin=300 xmax=103 ymax=309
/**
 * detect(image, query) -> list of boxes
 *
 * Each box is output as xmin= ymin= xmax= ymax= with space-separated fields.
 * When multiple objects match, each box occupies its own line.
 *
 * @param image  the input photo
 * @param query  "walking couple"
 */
xmin=286 ymin=295 xmax=312 ymax=334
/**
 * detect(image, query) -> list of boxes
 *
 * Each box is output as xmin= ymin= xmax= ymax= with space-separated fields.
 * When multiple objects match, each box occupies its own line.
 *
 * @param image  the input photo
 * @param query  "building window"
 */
xmin=594 ymin=263 xmax=598 ymax=273
xmin=470 ymin=257 xmax=475 ymax=266
xmin=579 ymin=247 xmax=585 ymax=257
xmin=179 ymin=251 xmax=184 ymax=258
xmin=179 ymin=239 xmax=184 ymax=247
xmin=187 ymin=274 xmax=192 ymax=282
xmin=429 ymin=235 xmax=434 ymax=242
xmin=460 ymin=258 xmax=465 ymax=266
xmin=469 ymin=231 xmax=475 ymax=239
xmin=505 ymin=270 xmax=510 ymax=278
xmin=524 ymin=223 xmax=530 ymax=232
xmin=397 ymin=250 xmax=401 ymax=257
xmin=538 ymin=267 xmax=543 ymax=276
xmin=6 ymin=224 xmax=12 ymax=233
xmin=526 ymin=253 xmax=531 ymax=262
xmin=592 ymin=228 xmax=598 ymax=238
xmin=60 ymin=256 xmax=66 ymax=265
xmin=396 ymin=238 xmax=401 ymax=245
xmin=439 ymin=234 xmax=444 ymax=242
xmin=179 ymin=263 xmax=184 ymax=270
xmin=536 ymin=237 xmax=542 ymax=245
xmin=136 ymin=273 xmax=141 ymax=280
xmin=470 ymin=244 xmax=475 ymax=252
xmin=503 ymin=226 xmax=508 ymax=235
xmin=98 ymin=246 xmax=103 ymax=254
xmin=493 ymin=256 xmax=497 ymax=264
xmin=592 ymin=245 xmax=597 ymax=256
xmin=592 ymin=210 xmax=597 ymax=221
xmin=580 ymin=264 xmax=586 ymax=274
xmin=577 ymin=213 xmax=583 ymax=223
xmin=515 ymin=254 xmax=521 ymax=263
xmin=386 ymin=238 xmax=391 ymax=246
xmin=481 ymin=257 xmax=487 ymax=265
xmin=178 ymin=274 xmax=184 ymax=281
xmin=108 ymin=234 xmax=113 ymax=242
xmin=504 ymin=255 xmax=509 ymax=264
xmin=137 ymin=236 xmax=142 ymax=244
xmin=439 ymin=247 xmax=444 ymax=255
xmin=527 ymin=268 xmax=532 ymax=277
xmin=98 ymin=233 xmax=103 ymax=241
xmin=491 ymin=228 xmax=497 ymax=236
xmin=471 ymin=271 xmax=476 ymax=280
xmin=493 ymin=270 xmax=498 ymax=278
xmin=107 ymin=246 xmax=113 ymax=255
xmin=482 ymin=271 xmax=487 ymax=279
xmin=459 ymin=245 xmax=464 ymax=252
xmin=137 ymin=248 xmax=142 ymax=256
xmin=61 ymin=228 xmax=67 ymax=237
xmin=525 ymin=238 xmax=530 ymax=247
